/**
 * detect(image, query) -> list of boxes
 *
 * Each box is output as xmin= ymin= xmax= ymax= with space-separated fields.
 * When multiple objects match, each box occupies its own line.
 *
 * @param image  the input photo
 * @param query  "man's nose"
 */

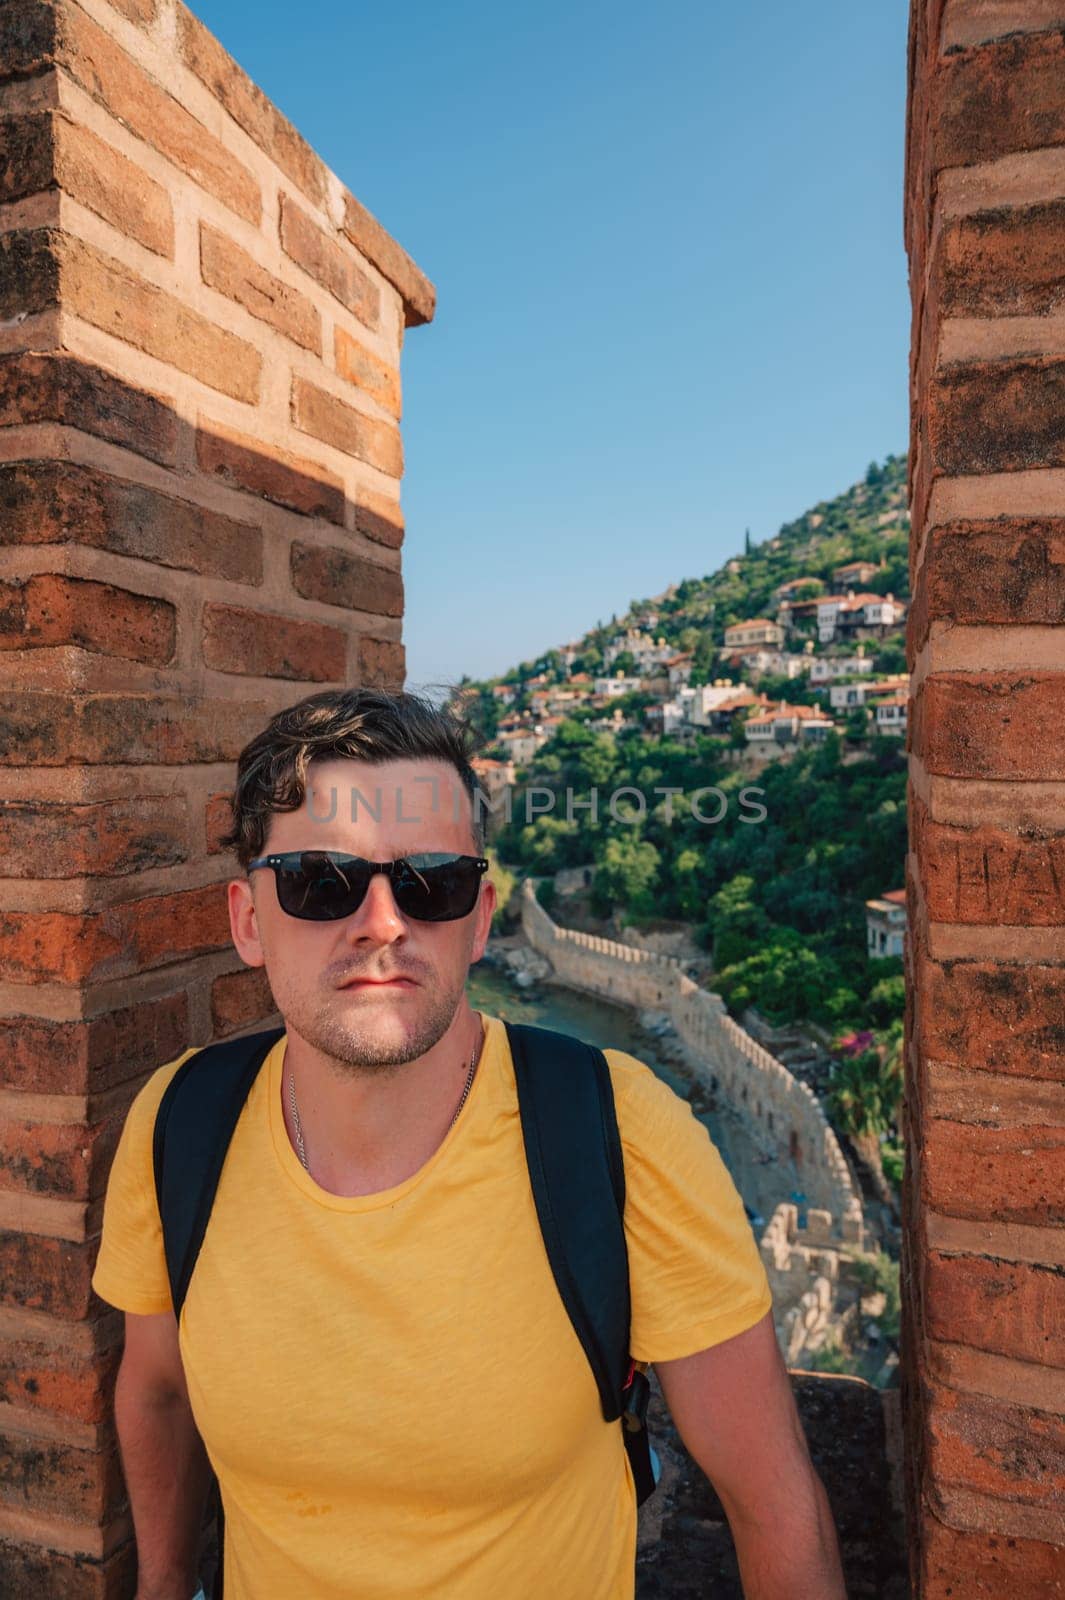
xmin=344 ymin=868 xmax=407 ymax=941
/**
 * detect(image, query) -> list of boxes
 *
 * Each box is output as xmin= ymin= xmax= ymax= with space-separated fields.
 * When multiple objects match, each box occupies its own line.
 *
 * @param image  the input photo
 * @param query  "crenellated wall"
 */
xmin=521 ymin=881 xmax=864 ymax=1234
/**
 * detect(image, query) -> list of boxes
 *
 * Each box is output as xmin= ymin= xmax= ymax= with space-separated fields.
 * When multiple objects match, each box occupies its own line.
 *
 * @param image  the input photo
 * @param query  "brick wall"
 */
xmin=904 ymin=2 xmax=1065 ymax=1594
xmin=0 ymin=0 xmax=432 ymax=1589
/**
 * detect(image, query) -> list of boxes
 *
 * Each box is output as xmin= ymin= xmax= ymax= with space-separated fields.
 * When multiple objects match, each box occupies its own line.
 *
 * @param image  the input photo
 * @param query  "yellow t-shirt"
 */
xmin=92 ymin=1011 xmax=772 ymax=1600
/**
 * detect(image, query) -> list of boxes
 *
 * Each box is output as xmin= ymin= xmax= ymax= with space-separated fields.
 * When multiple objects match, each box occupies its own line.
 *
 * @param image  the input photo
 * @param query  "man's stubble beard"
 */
xmin=271 ymin=971 xmax=471 ymax=1079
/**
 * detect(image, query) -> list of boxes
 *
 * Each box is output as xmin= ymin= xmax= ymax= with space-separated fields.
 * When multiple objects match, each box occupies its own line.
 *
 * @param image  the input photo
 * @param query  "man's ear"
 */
xmin=228 ymin=877 xmax=266 ymax=968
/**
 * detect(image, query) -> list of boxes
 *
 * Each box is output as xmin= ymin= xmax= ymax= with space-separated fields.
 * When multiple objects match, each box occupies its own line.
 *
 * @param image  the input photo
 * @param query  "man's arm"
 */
xmin=114 ymin=1310 xmax=213 ymax=1600
xmin=653 ymin=1309 xmax=847 ymax=1600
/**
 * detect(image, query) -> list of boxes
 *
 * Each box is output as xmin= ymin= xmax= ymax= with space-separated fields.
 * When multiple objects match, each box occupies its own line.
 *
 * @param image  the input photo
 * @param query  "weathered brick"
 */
xmin=0 ymin=111 xmax=174 ymax=259
xmin=925 ymin=1251 xmax=1065 ymax=1367
xmin=916 ymin=809 xmax=1065 ymax=925
xmin=0 ymin=1231 xmax=97 ymax=1319
xmin=935 ymin=29 xmax=1065 ymax=169
xmin=922 ymin=1512 xmax=1065 ymax=1598
xmin=210 ymin=965 xmax=275 ymax=1036
xmin=0 ymin=572 xmax=176 ymax=665
xmin=357 ymin=635 xmax=405 ymax=689
xmin=290 ymin=542 xmax=403 ymax=618
xmin=0 ymin=1334 xmax=119 ymax=1427
xmin=912 ymin=674 xmax=1065 ymax=780
xmin=279 ymin=194 xmax=380 ymax=330
xmin=916 ymin=953 xmax=1065 ymax=1080
xmin=926 ymin=1381 xmax=1065 ymax=1518
xmin=0 ymin=227 xmax=58 ymax=321
xmin=0 ymin=1538 xmax=136 ymax=1600
xmin=0 ymin=0 xmax=58 ymax=83
xmin=177 ymin=5 xmax=327 ymax=208
xmin=0 ymin=461 xmax=262 ymax=584
xmin=291 ymin=376 xmax=403 ymax=478
xmin=205 ymin=791 xmax=234 ymax=855
xmin=200 ymin=222 xmax=320 ymax=354
xmin=911 ymin=522 xmax=1065 ymax=652
xmin=0 ymin=1115 xmax=119 ymax=1202
xmin=27 ymin=231 xmax=262 ymax=403
xmin=103 ymin=0 xmax=156 ymax=25
xmin=0 ymin=693 xmax=266 ymax=767
xmin=929 ymin=357 xmax=1065 ymax=478
xmin=0 ymin=991 xmax=188 ymax=1096
xmin=936 ymin=200 xmax=1065 ymax=318
xmin=56 ymin=0 xmax=261 ymax=225
xmin=0 ymin=795 xmax=188 ymax=878
xmin=196 ymin=418 xmax=346 ymax=526
xmin=353 ymin=486 xmax=404 ymax=551
xmin=334 ymin=326 xmax=401 ymax=417
xmin=922 ymin=1117 xmax=1065 ymax=1227
xmin=0 ymin=1428 xmax=126 ymax=1522
xmin=0 ymin=353 xmax=178 ymax=468
xmin=341 ymin=190 xmax=435 ymax=328
xmin=202 ymin=602 xmax=347 ymax=682
xmin=0 ymin=885 xmax=230 ymax=985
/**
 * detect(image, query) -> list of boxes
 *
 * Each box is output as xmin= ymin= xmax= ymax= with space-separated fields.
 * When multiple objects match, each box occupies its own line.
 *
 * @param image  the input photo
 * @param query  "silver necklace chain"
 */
xmin=287 ymin=1029 xmax=481 ymax=1174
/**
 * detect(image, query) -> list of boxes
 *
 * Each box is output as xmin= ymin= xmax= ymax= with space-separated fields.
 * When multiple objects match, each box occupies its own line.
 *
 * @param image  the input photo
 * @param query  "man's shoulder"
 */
xmin=601 ymin=1046 xmax=692 ymax=1134
xmin=121 ymin=1044 xmax=204 ymax=1149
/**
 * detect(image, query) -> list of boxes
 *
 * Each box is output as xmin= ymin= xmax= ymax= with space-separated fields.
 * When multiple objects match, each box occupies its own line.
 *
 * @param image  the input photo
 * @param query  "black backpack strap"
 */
xmin=505 ymin=1020 xmax=658 ymax=1506
xmin=152 ymin=1024 xmax=284 ymax=1600
xmin=152 ymin=1024 xmax=284 ymax=1319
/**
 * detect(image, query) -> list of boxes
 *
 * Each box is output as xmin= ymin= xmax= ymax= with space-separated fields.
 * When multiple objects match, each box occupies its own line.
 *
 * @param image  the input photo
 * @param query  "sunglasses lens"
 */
xmin=275 ymin=852 xmax=371 ymax=921
xmin=390 ymin=854 xmax=484 ymax=922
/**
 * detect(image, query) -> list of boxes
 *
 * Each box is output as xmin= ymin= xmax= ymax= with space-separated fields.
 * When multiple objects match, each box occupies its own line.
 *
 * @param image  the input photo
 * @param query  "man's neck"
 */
xmin=279 ymin=1005 xmax=486 ymax=1198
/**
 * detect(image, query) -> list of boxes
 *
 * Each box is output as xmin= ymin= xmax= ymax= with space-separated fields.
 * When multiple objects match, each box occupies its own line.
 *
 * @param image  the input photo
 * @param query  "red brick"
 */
xmin=935 ymin=30 xmax=1065 ymax=169
xmin=341 ymin=190 xmax=435 ymax=328
xmin=0 ymin=111 xmax=56 ymax=205
xmin=0 ymin=353 xmax=178 ymax=468
xmin=0 ymin=884 xmax=230 ymax=985
xmin=205 ymin=791 xmax=233 ymax=855
xmin=177 ymin=5 xmax=327 ymax=208
xmin=916 ymin=810 xmax=1065 ymax=925
xmin=0 ymin=1231 xmax=98 ymax=1319
xmin=0 ymin=1539 xmax=136 ymax=1600
xmin=0 ymin=795 xmax=188 ymax=879
xmin=56 ymin=113 xmax=173 ymax=257
xmin=923 ymin=1117 xmax=1065 ymax=1227
xmin=0 ymin=991 xmax=188 ymax=1097
xmin=55 ymin=0 xmax=261 ymax=226
xmin=0 ymin=1334 xmax=119 ymax=1427
xmin=0 ymin=572 xmax=176 ymax=665
xmin=291 ymin=376 xmax=403 ymax=478
xmin=0 ymin=1428 xmax=125 ymax=1522
xmin=38 ymin=231 xmax=262 ymax=404
xmin=916 ymin=953 xmax=1065 ymax=1080
xmin=0 ymin=1115 xmax=119 ymax=1202
xmin=0 ymin=227 xmax=58 ymax=322
xmin=929 ymin=357 xmax=1065 ymax=479
xmin=353 ymin=486 xmax=404 ymax=551
xmin=0 ymin=461 xmax=262 ymax=584
xmin=936 ymin=200 xmax=1065 ymax=319
xmin=912 ymin=674 xmax=1065 ymax=780
xmin=357 ymin=636 xmax=405 ymax=689
xmin=334 ymin=326 xmax=401 ymax=418
xmin=103 ymin=0 xmax=156 ymax=24
xmin=290 ymin=542 xmax=403 ymax=618
xmin=910 ymin=521 xmax=1065 ymax=655
xmin=0 ymin=0 xmax=58 ymax=81
xmin=926 ymin=1381 xmax=1065 ymax=1517
xmin=0 ymin=693 xmax=266 ymax=767
xmin=279 ymin=194 xmax=380 ymax=330
xmin=922 ymin=1512 xmax=1065 ymax=1598
xmin=925 ymin=1251 xmax=1065 ymax=1368
xmin=202 ymin=602 xmax=347 ymax=682
xmin=210 ymin=965 xmax=275 ymax=1036
xmin=200 ymin=222 xmax=321 ymax=354
xmin=196 ymin=417 xmax=346 ymax=526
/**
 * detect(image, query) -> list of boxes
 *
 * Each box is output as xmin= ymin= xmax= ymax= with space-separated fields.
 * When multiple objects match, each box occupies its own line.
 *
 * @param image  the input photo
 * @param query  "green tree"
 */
xmin=590 ymin=836 xmax=661 ymax=919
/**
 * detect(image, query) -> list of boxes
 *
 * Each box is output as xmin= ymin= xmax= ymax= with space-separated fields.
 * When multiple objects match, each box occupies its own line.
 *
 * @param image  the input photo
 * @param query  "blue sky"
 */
xmin=194 ymin=0 xmax=911 ymax=698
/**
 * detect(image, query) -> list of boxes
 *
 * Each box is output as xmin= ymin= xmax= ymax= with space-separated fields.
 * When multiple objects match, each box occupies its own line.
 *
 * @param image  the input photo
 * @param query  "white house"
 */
xmin=874 ymin=693 xmax=907 ymax=736
xmin=866 ymin=889 xmax=906 ymax=958
xmin=594 ymin=676 xmax=643 ymax=699
xmin=809 ymin=653 xmax=875 ymax=684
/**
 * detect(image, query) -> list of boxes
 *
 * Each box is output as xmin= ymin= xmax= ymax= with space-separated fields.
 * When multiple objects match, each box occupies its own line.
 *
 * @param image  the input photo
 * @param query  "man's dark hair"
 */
xmin=218 ymin=687 xmax=489 ymax=872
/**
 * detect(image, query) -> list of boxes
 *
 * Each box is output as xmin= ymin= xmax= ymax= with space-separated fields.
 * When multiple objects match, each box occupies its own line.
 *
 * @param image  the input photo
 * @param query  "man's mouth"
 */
xmin=339 ymin=977 xmax=416 ymax=989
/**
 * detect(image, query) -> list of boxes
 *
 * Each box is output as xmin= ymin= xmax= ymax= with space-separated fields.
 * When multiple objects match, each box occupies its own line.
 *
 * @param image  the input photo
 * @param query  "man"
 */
xmin=92 ymin=687 xmax=847 ymax=1600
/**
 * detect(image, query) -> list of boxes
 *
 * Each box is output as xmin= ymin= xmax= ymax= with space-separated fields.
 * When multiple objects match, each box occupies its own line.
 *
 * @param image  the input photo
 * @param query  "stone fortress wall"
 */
xmin=520 ymin=879 xmax=864 ymax=1240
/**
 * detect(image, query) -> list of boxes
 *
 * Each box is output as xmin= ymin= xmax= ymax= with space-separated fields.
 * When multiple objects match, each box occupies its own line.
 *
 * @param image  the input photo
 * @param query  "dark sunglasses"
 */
xmin=247 ymin=850 xmax=490 ymax=923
